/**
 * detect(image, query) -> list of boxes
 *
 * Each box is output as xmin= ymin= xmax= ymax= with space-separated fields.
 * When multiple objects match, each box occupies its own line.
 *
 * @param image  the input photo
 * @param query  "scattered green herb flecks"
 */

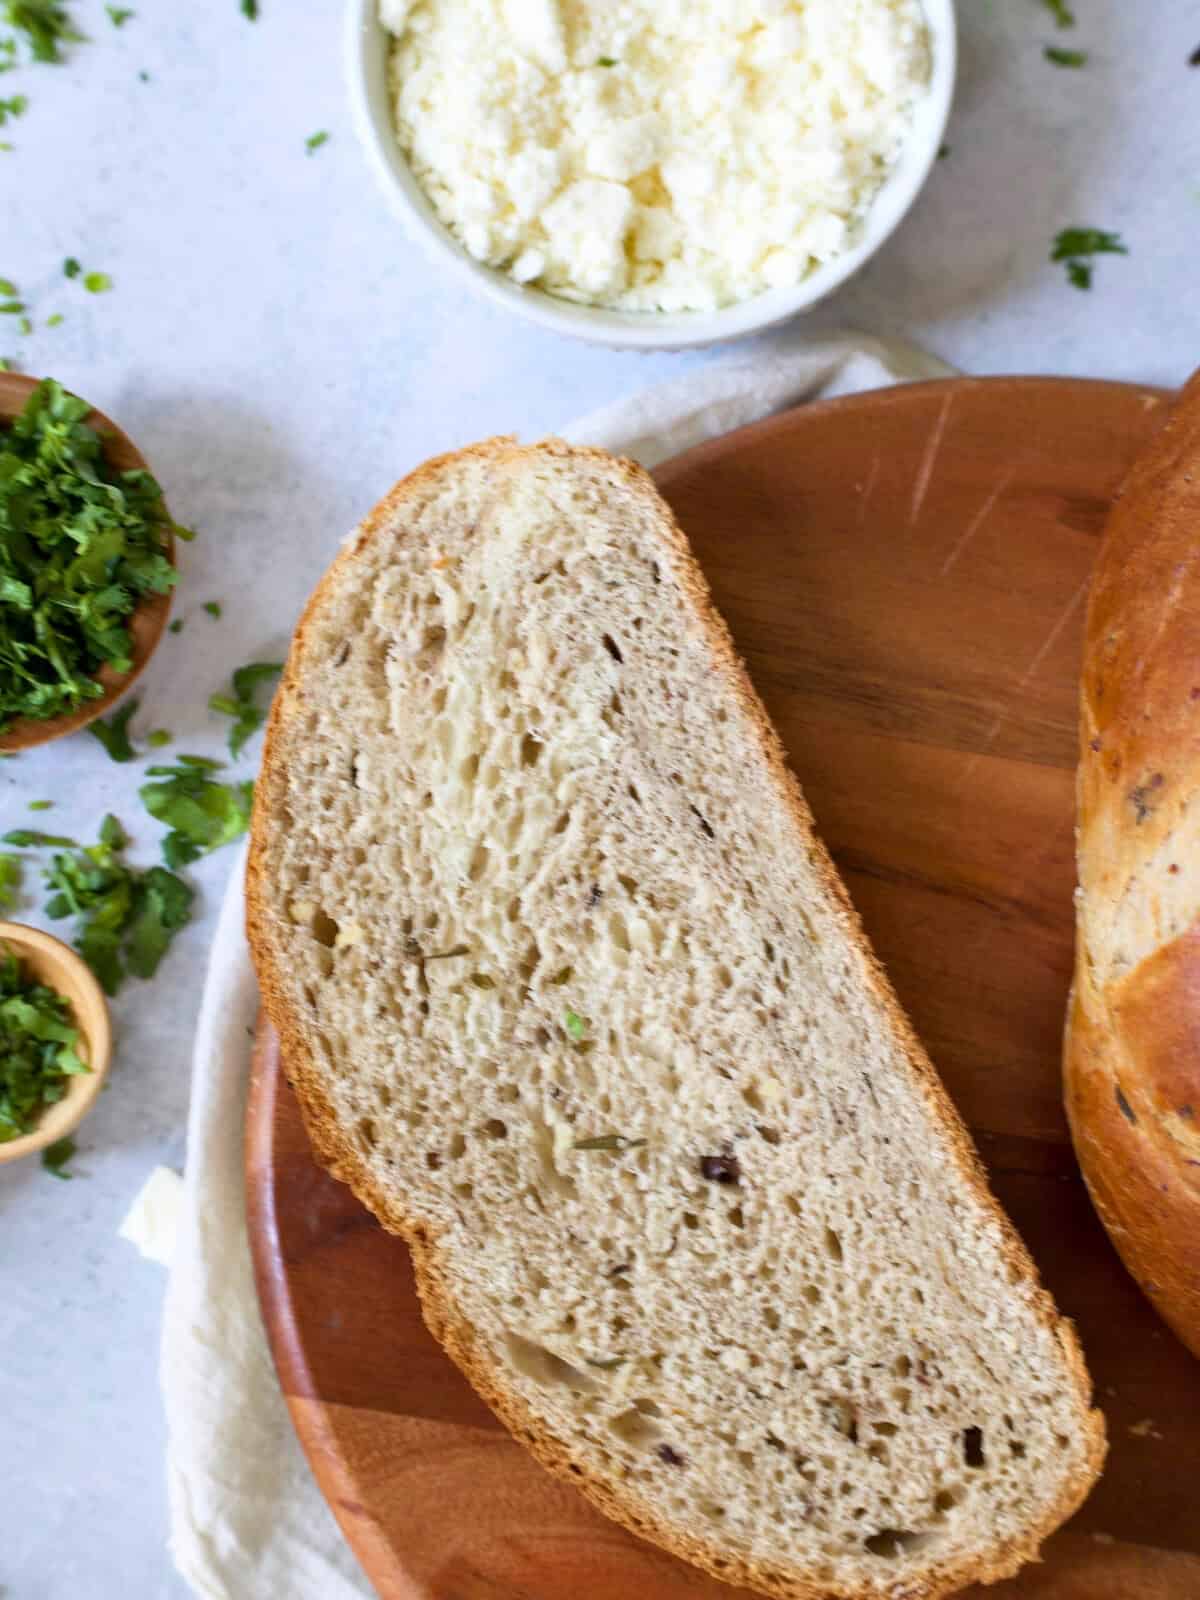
xmin=0 ymin=299 xmax=24 ymax=314
xmin=241 ymin=0 xmax=258 ymax=16
xmin=0 ymin=852 xmax=20 ymax=907
xmin=1 ymin=0 xmax=85 ymax=64
xmin=0 ymin=942 xmax=89 ymax=1142
xmin=305 ymin=130 xmax=329 ymax=154
xmin=1052 ymin=227 xmax=1127 ymax=290
xmin=32 ymin=814 xmax=193 ymax=993
xmin=1039 ymin=0 xmax=1075 ymax=26
xmin=573 ymin=1134 xmax=646 ymax=1152
xmin=2 ymin=827 xmax=76 ymax=846
xmin=564 ymin=1008 xmax=587 ymax=1041
xmin=41 ymin=1133 xmax=76 ymax=1176
xmin=202 ymin=600 xmax=221 ymax=619
xmin=597 ymin=56 xmax=617 ymax=66
xmin=17 ymin=314 xmax=30 ymax=335
xmin=83 ymin=271 xmax=111 ymax=294
xmin=208 ymin=661 xmax=281 ymax=757
xmin=105 ymin=4 xmax=133 ymax=24
xmin=139 ymin=754 xmax=253 ymax=869
xmin=87 ymin=697 xmax=139 ymax=762
xmin=168 ymin=618 xmax=183 ymax=634
xmin=0 ymin=381 xmax=186 ymax=731
xmin=62 ymin=256 xmax=80 ymax=278
xmin=1044 ymin=45 xmax=1087 ymax=66
xmin=45 ymin=312 xmax=64 ymax=327
xmin=0 ymin=92 xmax=27 ymax=123
xmin=27 ymin=798 xmax=51 ymax=809
xmin=146 ymin=728 xmax=170 ymax=747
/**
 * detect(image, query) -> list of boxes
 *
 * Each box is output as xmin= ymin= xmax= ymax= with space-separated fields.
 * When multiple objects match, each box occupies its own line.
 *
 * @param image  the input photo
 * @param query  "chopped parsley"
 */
xmin=1 ymin=0 xmax=84 ymax=64
xmin=83 ymin=271 xmax=111 ymax=293
xmin=86 ymin=697 xmax=138 ymax=762
xmin=240 ymin=0 xmax=258 ymax=16
xmin=597 ymin=56 xmax=617 ymax=67
xmin=62 ymin=256 xmax=80 ymax=278
xmin=202 ymin=600 xmax=221 ymax=619
xmin=0 ymin=380 xmax=184 ymax=731
xmin=45 ymin=312 xmax=64 ymax=327
xmin=1052 ymin=227 xmax=1127 ymax=290
xmin=27 ymin=798 xmax=51 ymax=809
xmin=105 ymin=4 xmax=133 ymax=23
xmin=0 ymin=851 xmax=20 ymax=907
xmin=564 ymin=1008 xmax=587 ymax=1041
xmin=139 ymin=754 xmax=254 ymax=868
xmin=0 ymin=299 xmax=25 ymax=314
xmin=0 ymin=91 xmax=27 ymax=123
xmin=304 ymin=130 xmax=329 ymax=154
xmin=208 ymin=660 xmax=281 ymax=756
xmin=168 ymin=618 xmax=184 ymax=634
xmin=41 ymin=1133 xmax=76 ymax=1176
xmin=1039 ymin=0 xmax=1075 ymax=26
xmin=30 ymin=814 xmax=193 ymax=993
xmin=146 ymin=728 xmax=170 ymax=747
xmin=0 ymin=941 xmax=89 ymax=1141
xmin=1044 ymin=46 xmax=1087 ymax=67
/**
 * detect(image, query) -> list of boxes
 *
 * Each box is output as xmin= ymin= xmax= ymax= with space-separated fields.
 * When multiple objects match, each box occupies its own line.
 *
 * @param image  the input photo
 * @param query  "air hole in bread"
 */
xmin=1010 ymin=1441 xmax=1027 ymax=1459
xmin=602 ymin=633 xmax=624 ymax=664
xmin=864 ymin=1529 xmax=936 ymax=1559
xmin=482 ymin=1118 xmax=507 ymax=1139
xmin=934 ymin=1487 xmax=961 ymax=1513
xmin=506 ymin=1334 xmax=596 ymax=1393
xmin=310 ymin=908 xmax=338 ymax=948
xmin=470 ymin=972 xmax=495 ymax=989
xmin=824 ymin=1228 xmax=844 ymax=1263
xmin=521 ymin=733 xmax=543 ymax=767
xmin=610 ymin=1406 xmax=663 ymax=1447
xmin=962 ymin=1427 xmax=986 ymax=1469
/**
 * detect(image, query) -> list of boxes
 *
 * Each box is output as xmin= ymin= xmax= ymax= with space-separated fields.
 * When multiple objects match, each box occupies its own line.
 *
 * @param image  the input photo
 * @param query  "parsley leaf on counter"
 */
xmin=147 ymin=728 xmax=170 ymax=747
xmin=0 ymin=92 xmax=27 ymax=123
xmin=3 ymin=828 xmax=77 ymax=846
xmin=0 ymin=851 xmax=20 ymax=907
xmin=1 ymin=0 xmax=84 ymax=63
xmin=41 ymin=1133 xmax=76 ymax=1176
xmin=209 ymin=661 xmax=281 ymax=756
xmin=1044 ymin=46 xmax=1087 ymax=66
xmin=83 ymin=271 xmax=111 ymax=294
xmin=240 ymin=0 xmax=258 ymax=17
xmin=168 ymin=618 xmax=184 ymax=634
xmin=0 ymin=942 xmax=89 ymax=1142
xmin=202 ymin=600 xmax=221 ymax=619
xmin=105 ymin=4 xmax=133 ymax=23
xmin=140 ymin=755 xmax=253 ymax=868
xmin=0 ymin=380 xmax=184 ymax=731
xmin=35 ymin=814 xmax=193 ymax=993
xmin=1052 ymin=227 xmax=1127 ymax=290
xmin=86 ymin=696 xmax=139 ymax=761
xmin=305 ymin=130 xmax=329 ymax=154
xmin=1039 ymin=0 xmax=1075 ymax=26
xmin=62 ymin=256 xmax=80 ymax=278
xmin=27 ymin=798 xmax=51 ymax=809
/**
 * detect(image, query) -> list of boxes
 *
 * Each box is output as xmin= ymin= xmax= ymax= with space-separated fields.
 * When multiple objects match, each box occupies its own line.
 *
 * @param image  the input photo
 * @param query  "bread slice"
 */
xmin=247 ymin=439 xmax=1104 ymax=1599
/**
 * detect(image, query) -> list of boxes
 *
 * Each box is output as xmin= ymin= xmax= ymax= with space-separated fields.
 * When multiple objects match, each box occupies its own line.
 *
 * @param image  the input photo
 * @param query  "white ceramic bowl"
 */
xmin=347 ymin=0 xmax=956 ymax=352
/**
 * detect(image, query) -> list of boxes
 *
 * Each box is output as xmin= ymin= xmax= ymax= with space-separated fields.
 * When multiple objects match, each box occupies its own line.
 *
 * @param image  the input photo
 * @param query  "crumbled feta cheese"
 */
xmin=384 ymin=0 xmax=931 ymax=312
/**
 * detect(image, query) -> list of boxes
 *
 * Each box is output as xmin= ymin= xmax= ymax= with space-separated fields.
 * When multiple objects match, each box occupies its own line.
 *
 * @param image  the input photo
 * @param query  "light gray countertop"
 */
xmin=2 ymin=1 xmax=1197 ymax=1595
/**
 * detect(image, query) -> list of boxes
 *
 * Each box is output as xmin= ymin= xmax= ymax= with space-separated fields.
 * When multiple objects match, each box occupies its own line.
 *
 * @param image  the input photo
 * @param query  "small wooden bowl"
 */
xmin=0 ymin=372 xmax=176 ymax=753
xmin=0 ymin=922 xmax=112 ymax=1164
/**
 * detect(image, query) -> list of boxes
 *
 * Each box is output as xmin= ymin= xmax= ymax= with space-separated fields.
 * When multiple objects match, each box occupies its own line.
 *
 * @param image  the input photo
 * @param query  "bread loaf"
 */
xmin=1066 ymin=371 xmax=1200 ymax=1360
xmin=248 ymin=439 xmax=1103 ymax=1599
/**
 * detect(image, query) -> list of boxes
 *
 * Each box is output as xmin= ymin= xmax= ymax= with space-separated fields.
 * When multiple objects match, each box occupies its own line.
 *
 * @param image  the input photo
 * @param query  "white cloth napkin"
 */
xmin=159 ymin=330 xmax=953 ymax=1600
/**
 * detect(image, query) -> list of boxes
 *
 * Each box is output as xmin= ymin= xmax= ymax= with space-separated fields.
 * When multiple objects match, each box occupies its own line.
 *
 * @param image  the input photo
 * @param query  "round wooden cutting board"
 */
xmin=246 ymin=377 xmax=1200 ymax=1600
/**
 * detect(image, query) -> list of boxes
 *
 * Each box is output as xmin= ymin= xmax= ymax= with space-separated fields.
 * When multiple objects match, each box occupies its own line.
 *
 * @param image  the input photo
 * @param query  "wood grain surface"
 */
xmin=246 ymin=377 xmax=1200 ymax=1600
